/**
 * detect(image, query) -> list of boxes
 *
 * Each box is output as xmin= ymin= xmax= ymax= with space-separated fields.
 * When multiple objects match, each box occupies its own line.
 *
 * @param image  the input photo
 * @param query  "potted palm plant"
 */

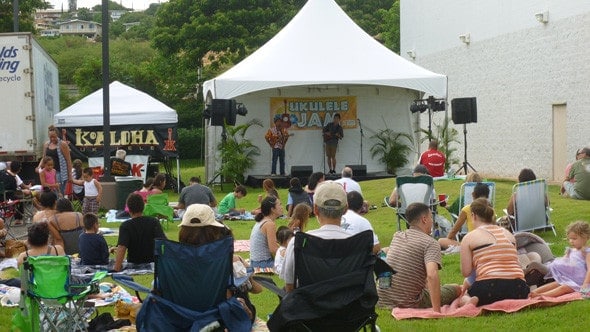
xmin=370 ymin=128 xmax=414 ymax=175
xmin=216 ymin=118 xmax=263 ymax=184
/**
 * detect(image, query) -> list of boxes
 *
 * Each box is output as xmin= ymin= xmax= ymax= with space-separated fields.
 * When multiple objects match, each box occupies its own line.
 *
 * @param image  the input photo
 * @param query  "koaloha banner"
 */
xmin=59 ymin=124 xmax=178 ymax=159
xmin=269 ymin=96 xmax=358 ymax=130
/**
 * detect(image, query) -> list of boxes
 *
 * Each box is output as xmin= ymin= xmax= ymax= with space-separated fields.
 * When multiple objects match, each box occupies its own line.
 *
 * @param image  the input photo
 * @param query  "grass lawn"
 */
xmin=2 ymin=160 xmax=590 ymax=331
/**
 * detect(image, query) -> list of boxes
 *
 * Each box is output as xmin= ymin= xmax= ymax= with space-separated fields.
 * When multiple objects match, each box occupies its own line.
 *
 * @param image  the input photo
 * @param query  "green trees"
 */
xmin=0 ymin=0 xmax=48 ymax=33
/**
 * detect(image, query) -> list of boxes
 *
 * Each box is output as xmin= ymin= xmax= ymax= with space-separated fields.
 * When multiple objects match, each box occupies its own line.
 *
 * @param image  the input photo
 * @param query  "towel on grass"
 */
xmin=392 ymin=292 xmax=582 ymax=319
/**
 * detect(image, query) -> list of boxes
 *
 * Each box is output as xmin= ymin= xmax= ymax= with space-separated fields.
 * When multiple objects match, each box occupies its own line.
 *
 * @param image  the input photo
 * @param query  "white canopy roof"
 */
xmin=203 ymin=0 xmax=447 ymax=99
xmin=54 ymin=81 xmax=178 ymax=127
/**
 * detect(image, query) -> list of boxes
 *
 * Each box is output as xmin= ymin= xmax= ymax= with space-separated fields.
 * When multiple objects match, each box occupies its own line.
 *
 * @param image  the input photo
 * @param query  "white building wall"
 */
xmin=401 ymin=0 xmax=590 ymax=180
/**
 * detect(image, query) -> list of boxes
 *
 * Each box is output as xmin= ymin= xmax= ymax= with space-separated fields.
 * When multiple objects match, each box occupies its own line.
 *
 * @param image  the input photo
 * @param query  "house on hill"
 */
xmin=58 ymin=19 xmax=101 ymax=38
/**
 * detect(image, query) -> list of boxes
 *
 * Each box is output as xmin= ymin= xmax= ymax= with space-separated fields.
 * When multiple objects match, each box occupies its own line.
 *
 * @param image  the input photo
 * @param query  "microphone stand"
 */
xmin=358 ymin=118 xmax=364 ymax=164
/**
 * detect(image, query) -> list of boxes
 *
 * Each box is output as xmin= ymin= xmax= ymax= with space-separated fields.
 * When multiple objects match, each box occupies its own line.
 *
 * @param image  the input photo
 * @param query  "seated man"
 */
xmin=419 ymin=140 xmax=446 ymax=177
xmin=388 ymin=164 xmax=433 ymax=206
xmin=283 ymin=181 xmax=351 ymax=292
xmin=377 ymin=202 xmax=460 ymax=312
xmin=563 ymin=147 xmax=590 ymax=200
xmin=113 ymin=193 xmax=167 ymax=271
xmin=341 ymin=191 xmax=380 ymax=254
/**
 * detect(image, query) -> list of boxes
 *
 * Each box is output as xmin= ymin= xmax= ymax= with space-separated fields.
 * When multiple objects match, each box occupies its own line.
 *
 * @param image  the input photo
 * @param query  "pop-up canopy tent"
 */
xmin=203 ymin=0 xmax=448 ymax=181
xmin=54 ymin=81 xmax=180 ymax=188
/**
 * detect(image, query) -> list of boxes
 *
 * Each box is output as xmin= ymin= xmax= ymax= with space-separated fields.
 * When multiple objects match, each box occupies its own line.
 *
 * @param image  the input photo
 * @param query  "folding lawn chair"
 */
xmin=143 ymin=193 xmax=175 ymax=230
xmin=14 ymin=255 xmax=106 ymax=332
xmin=267 ymin=230 xmax=379 ymax=332
xmin=112 ymin=237 xmax=252 ymax=332
xmin=503 ymin=179 xmax=556 ymax=236
xmin=450 ymin=181 xmax=496 ymax=239
xmin=383 ymin=175 xmax=435 ymax=231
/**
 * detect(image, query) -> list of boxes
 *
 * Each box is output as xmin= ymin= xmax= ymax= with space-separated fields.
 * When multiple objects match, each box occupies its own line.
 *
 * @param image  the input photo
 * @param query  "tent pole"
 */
xmin=176 ymin=157 xmax=181 ymax=193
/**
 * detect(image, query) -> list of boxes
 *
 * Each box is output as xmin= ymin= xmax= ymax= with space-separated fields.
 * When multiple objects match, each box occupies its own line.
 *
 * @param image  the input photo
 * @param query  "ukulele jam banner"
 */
xmin=269 ymin=96 xmax=358 ymax=130
xmin=59 ymin=124 xmax=178 ymax=159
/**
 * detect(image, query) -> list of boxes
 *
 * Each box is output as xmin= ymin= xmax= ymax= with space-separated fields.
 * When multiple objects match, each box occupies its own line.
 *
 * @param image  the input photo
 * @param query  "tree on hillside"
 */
xmin=110 ymin=11 xmax=155 ymax=40
xmin=337 ymin=0 xmax=392 ymax=37
xmin=0 ymin=0 xmax=48 ymax=32
xmin=381 ymin=0 xmax=400 ymax=53
xmin=76 ymin=8 xmax=93 ymax=21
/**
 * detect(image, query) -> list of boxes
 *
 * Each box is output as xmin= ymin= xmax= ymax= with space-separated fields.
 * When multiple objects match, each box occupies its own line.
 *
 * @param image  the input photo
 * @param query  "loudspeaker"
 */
xmin=451 ymin=97 xmax=477 ymax=124
xmin=290 ymin=166 xmax=313 ymax=179
xmin=345 ymin=164 xmax=367 ymax=177
xmin=211 ymin=99 xmax=230 ymax=126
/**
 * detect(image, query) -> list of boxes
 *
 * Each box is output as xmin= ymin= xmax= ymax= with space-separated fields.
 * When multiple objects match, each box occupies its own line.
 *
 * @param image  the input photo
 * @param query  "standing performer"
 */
xmin=322 ymin=113 xmax=343 ymax=174
xmin=265 ymin=116 xmax=290 ymax=176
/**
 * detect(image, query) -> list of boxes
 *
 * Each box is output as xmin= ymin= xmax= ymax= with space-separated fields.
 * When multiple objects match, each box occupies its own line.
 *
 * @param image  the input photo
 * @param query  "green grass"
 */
xmin=2 ymin=162 xmax=590 ymax=331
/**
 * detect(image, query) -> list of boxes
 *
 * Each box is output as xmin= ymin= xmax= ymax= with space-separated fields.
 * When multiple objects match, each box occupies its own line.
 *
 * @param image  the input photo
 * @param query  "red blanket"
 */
xmin=392 ymin=292 xmax=582 ymax=319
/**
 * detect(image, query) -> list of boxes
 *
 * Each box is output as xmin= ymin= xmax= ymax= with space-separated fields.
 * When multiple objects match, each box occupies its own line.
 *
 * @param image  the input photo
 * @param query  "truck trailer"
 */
xmin=0 ymin=32 xmax=59 ymax=181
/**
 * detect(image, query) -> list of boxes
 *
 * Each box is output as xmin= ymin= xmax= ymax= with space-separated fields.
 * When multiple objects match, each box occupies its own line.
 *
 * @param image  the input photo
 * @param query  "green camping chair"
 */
xmin=14 ymin=255 xmax=106 ymax=332
xmin=384 ymin=175 xmax=435 ymax=231
xmin=143 ymin=193 xmax=175 ymax=230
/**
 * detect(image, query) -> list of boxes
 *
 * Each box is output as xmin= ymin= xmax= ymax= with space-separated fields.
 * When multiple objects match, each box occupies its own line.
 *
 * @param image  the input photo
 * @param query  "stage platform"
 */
xmin=245 ymin=171 xmax=395 ymax=188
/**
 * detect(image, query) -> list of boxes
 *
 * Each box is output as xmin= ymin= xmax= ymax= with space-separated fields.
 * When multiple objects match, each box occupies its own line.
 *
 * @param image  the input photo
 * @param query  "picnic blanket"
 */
xmin=392 ymin=292 xmax=582 ymax=319
xmin=234 ymin=240 xmax=250 ymax=252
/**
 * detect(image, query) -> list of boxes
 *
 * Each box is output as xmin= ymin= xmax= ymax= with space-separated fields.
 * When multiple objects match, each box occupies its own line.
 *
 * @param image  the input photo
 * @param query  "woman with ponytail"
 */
xmin=249 ymin=196 xmax=283 ymax=271
xmin=459 ymin=198 xmax=529 ymax=306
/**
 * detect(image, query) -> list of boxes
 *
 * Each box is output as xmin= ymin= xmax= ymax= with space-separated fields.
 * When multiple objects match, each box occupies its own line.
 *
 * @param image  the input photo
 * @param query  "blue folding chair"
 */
xmin=503 ymin=179 xmax=556 ymax=236
xmin=112 ymin=236 xmax=252 ymax=332
xmin=450 ymin=181 xmax=496 ymax=239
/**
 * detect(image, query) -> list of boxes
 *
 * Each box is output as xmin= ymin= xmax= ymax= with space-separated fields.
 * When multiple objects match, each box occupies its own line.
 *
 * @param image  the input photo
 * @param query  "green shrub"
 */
xmin=177 ymin=127 xmax=203 ymax=159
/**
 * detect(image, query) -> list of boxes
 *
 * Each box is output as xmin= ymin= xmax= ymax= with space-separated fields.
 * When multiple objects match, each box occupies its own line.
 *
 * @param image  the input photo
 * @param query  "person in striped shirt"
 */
xmin=377 ymin=202 xmax=461 ymax=312
xmin=459 ymin=198 xmax=529 ymax=306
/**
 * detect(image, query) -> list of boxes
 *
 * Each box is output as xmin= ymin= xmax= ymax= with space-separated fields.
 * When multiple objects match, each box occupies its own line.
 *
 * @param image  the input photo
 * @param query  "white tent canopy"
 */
xmin=55 ymin=81 xmax=178 ymax=126
xmin=203 ymin=0 xmax=447 ymax=99
xmin=202 ymin=0 xmax=449 ymax=181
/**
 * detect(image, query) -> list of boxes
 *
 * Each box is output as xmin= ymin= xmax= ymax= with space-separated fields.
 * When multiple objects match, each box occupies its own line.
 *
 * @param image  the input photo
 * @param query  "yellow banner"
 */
xmin=270 ymin=96 xmax=357 ymax=130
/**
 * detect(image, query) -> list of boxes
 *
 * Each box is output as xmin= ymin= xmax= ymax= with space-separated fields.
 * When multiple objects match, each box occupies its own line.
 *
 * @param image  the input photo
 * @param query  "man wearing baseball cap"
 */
xmin=283 ymin=181 xmax=351 ymax=292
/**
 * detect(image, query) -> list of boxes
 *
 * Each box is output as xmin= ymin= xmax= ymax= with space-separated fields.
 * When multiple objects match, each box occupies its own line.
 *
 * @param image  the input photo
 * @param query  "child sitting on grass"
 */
xmin=218 ymin=185 xmax=247 ymax=216
xmin=274 ymin=226 xmax=294 ymax=279
xmin=530 ymin=220 xmax=590 ymax=298
xmin=78 ymin=213 xmax=109 ymax=266
xmin=287 ymin=203 xmax=312 ymax=233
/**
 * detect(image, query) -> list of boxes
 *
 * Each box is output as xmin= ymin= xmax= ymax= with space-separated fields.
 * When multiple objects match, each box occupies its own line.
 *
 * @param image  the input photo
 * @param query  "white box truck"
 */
xmin=0 ymin=32 xmax=59 ymax=180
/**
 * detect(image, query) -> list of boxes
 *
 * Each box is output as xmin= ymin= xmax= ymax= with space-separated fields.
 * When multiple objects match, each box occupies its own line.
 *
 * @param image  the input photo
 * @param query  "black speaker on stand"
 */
xmin=451 ymin=97 xmax=478 ymax=175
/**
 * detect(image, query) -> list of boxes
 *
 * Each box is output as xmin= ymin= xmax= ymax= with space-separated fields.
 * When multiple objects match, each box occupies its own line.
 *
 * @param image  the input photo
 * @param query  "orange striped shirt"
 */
xmin=472 ymin=225 xmax=524 ymax=281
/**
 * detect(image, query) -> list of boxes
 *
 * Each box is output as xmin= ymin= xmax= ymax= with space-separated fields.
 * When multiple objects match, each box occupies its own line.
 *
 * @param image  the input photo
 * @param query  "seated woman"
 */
xmin=249 ymin=196 xmax=282 ymax=271
xmin=48 ymin=198 xmax=84 ymax=255
xmin=251 ymin=178 xmax=279 ymax=215
xmin=506 ymin=168 xmax=547 ymax=216
xmin=445 ymin=172 xmax=483 ymax=216
xmin=178 ymin=204 xmax=262 ymax=320
xmin=17 ymin=222 xmax=65 ymax=266
xmin=150 ymin=174 xmax=167 ymax=195
xmin=304 ymin=172 xmax=325 ymax=206
xmin=460 ymin=198 xmax=529 ymax=306
xmin=286 ymin=177 xmax=311 ymax=218
xmin=439 ymin=183 xmax=490 ymax=250
xmin=32 ymin=187 xmax=58 ymax=223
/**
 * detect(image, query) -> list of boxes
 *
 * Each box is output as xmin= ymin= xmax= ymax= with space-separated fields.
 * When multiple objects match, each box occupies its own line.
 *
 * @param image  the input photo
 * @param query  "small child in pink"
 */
xmin=39 ymin=156 xmax=60 ymax=195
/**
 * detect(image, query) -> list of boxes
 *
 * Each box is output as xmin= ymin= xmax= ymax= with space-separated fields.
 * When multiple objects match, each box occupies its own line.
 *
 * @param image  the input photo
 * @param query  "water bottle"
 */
xmin=377 ymin=272 xmax=392 ymax=289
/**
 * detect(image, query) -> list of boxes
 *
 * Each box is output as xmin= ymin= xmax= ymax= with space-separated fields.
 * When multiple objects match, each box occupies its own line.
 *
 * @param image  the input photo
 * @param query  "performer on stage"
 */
xmin=322 ymin=113 xmax=343 ymax=174
xmin=265 ymin=116 xmax=290 ymax=176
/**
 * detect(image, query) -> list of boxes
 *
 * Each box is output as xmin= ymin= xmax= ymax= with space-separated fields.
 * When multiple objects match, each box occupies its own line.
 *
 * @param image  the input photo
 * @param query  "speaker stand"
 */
xmin=454 ymin=124 xmax=477 ymax=176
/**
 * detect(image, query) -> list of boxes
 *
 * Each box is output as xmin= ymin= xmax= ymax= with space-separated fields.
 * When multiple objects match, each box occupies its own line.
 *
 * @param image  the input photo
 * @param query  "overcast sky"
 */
xmin=48 ymin=0 xmax=168 ymax=11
